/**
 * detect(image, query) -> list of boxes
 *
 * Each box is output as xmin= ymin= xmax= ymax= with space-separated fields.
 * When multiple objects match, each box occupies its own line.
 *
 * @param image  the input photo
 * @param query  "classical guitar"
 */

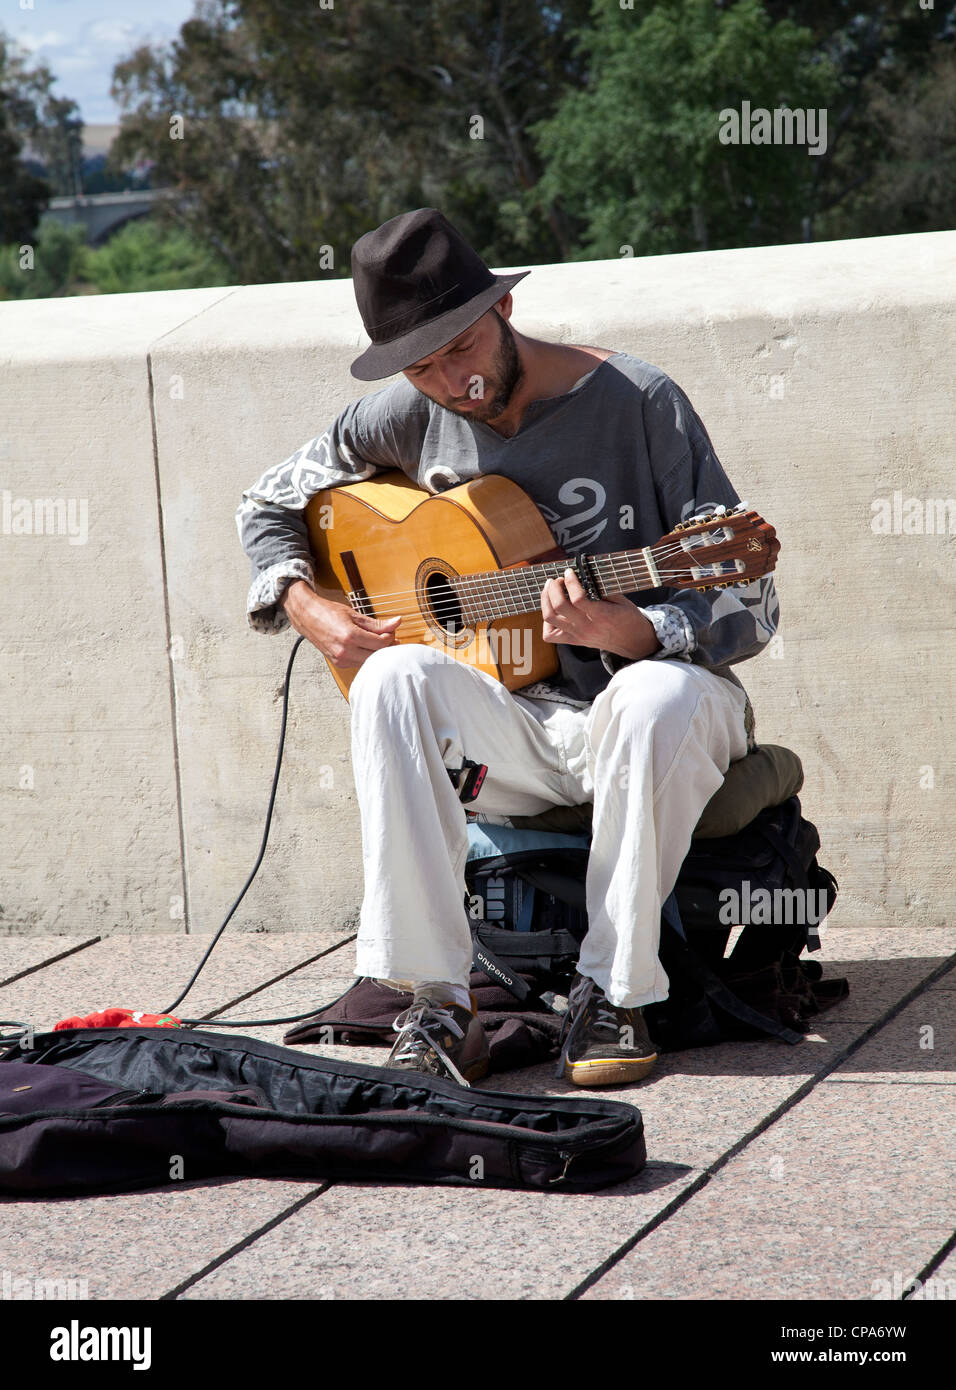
xmin=304 ymin=469 xmax=779 ymax=701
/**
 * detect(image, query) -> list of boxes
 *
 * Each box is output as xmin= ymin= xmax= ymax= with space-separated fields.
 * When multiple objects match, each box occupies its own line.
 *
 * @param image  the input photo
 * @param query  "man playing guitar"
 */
xmin=236 ymin=208 xmax=779 ymax=1088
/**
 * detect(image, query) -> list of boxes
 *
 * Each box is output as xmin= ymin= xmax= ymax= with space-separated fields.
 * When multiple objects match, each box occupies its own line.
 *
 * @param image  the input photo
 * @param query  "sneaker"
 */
xmin=385 ymin=985 xmax=489 ymax=1087
xmin=556 ymin=973 xmax=658 ymax=1086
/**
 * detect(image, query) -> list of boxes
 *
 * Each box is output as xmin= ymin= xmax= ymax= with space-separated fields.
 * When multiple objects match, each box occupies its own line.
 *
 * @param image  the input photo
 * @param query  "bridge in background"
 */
xmin=44 ymin=190 xmax=177 ymax=245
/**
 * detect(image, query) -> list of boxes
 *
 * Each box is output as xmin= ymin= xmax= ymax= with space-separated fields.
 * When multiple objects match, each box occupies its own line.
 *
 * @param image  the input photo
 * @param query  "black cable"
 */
xmin=161 ymin=634 xmax=343 ymax=1029
xmin=0 ymin=1022 xmax=33 ymax=1037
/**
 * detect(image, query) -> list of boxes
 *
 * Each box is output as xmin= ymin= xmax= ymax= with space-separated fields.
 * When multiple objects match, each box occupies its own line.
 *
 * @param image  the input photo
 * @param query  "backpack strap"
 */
xmin=660 ymin=904 xmax=805 ymax=1046
xmin=755 ymin=822 xmax=811 ymax=892
xmin=469 ymin=934 xmax=533 ymax=1001
xmin=475 ymin=923 xmax=583 ymax=960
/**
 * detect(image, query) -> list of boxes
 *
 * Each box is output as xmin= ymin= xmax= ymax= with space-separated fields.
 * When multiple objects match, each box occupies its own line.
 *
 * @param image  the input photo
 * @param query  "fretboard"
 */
xmin=456 ymin=550 xmax=657 ymax=624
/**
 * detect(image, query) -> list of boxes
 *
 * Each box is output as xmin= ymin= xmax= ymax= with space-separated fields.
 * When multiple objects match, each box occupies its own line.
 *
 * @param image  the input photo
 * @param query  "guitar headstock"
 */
xmin=652 ymin=505 xmax=779 ymax=592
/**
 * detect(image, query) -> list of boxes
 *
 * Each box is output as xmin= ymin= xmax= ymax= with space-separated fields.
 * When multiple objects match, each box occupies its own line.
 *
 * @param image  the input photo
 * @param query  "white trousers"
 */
xmin=348 ymin=645 xmax=750 ymax=1009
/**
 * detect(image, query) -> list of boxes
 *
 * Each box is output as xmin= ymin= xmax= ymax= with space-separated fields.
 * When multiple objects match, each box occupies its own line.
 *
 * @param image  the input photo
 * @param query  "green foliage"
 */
xmin=0 ymin=217 xmax=230 ymax=299
xmin=530 ymin=0 xmax=839 ymax=258
xmin=0 ymin=31 xmax=83 ymax=208
xmin=109 ymin=0 xmax=594 ymax=283
xmin=0 ymin=220 xmax=87 ymax=299
xmin=0 ymin=102 xmax=49 ymax=244
xmin=83 ymin=218 xmax=231 ymax=293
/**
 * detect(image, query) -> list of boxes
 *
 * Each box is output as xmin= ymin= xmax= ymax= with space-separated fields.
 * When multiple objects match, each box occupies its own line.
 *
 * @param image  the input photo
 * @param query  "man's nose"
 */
xmin=435 ymin=360 xmax=473 ymax=400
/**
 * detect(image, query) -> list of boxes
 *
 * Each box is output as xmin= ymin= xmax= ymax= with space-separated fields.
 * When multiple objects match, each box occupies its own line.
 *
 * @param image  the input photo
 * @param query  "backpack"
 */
xmin=464 ymin=794 xmax=846 ymax=1050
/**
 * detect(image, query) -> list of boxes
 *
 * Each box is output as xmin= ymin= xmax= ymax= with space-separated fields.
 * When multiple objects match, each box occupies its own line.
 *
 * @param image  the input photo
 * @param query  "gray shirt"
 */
xmin=235 ymin=351 xmax=778 ymax=724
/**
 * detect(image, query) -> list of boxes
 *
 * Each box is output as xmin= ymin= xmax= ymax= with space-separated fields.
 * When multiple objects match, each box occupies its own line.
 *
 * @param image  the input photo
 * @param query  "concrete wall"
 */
xmin=1 ymin=230 xmax=954 ymax=938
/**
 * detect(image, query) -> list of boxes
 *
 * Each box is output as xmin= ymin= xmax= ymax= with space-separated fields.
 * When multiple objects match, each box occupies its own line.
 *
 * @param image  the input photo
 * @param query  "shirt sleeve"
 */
xmin=600 ymin=373 xmax=779 ymax=674
xmin=235 ymin=383 xmax=425 ymax=633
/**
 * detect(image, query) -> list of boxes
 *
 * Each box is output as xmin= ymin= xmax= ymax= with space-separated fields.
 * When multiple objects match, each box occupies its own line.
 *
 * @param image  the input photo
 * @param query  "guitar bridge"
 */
xmin=341 ymin=550 xmax=373 ymax=617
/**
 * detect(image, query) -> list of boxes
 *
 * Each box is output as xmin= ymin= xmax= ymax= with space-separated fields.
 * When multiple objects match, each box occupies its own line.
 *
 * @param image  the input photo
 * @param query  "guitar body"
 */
xmin=305 ymin=469 xmax=565 ymax=699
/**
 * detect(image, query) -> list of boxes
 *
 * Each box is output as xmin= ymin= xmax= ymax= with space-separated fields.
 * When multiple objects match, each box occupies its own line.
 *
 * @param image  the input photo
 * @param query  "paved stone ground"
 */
xmin=1 ymin=926 xmax=953 ymax=1302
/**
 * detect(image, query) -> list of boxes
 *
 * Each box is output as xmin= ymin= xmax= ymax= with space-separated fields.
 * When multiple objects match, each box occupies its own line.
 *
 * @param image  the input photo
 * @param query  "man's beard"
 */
xmin=440 ymin=313 xmax=523 ymax=422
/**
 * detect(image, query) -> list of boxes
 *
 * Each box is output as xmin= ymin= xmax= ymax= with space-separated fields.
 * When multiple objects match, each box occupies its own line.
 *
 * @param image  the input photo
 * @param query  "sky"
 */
xmin=5 ymin=0 xmax=200 ymax=124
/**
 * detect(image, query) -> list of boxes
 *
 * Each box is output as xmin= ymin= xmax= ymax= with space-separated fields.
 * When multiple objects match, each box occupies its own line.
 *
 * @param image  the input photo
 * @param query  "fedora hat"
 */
xmin=349 ymin=207 xmax=530 ymax=380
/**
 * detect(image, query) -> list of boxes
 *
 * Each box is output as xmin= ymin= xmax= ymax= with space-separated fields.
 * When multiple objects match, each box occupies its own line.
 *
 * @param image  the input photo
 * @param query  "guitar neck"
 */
xmin=459 ymin=549 xmax=656 ymax=623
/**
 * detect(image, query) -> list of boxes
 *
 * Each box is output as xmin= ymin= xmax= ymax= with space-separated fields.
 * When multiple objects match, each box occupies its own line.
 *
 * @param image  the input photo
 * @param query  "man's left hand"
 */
xmin=540 ymin=568 xmax=663 ymax=660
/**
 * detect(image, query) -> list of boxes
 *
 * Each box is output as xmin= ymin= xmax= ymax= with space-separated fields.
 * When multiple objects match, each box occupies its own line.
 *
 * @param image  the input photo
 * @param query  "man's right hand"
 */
xmin=279 ymin=579 xmax=402 ymax=667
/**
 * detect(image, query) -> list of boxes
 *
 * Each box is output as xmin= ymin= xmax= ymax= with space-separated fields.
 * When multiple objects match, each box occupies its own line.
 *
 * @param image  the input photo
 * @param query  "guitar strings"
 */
xmin=356 ymin=565 xmax=757 ymax=633
xmin=334 ymin=534 xmax=762 ymax=614
xmin=345 ymin=550 xmax=761 ymax=622
xmin=351 ymin=562 xmax=757 ymax=623
xmin=343 ymin=535 xmax=740 ymax=604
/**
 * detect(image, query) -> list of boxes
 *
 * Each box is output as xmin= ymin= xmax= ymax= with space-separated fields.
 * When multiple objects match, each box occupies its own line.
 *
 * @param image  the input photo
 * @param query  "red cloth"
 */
xmin=53 ymin=1008 xmax=184 ymax=1032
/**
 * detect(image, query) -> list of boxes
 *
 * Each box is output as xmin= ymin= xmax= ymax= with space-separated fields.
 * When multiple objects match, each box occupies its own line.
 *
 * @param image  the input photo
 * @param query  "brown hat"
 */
xmin=349 ymin=207 xmax=530 ymax=380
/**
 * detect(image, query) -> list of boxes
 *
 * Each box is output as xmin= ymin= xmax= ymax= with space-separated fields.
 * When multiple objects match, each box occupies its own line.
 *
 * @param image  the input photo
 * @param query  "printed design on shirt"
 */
xmin=701 ymin=574 xmax=778 ymax=646
xmin=514 ymin=681 xmax=593 ymax=709
xmin=644 ymin=605 xmax=693 ymax=655
xmin=536 ymin=477 xmax=609 ymax=552
xmin=247 ymin=558 xmax=314 ymax=632
xmin=239 ymin=430 xmax=381 ymax=520
xmin=732 ymin=573 xmax=779 ymax=642
xmin=679 ymin=497 xmax=727 ymax=524
xmin=421 ymin=464 xmax=460 ymax=493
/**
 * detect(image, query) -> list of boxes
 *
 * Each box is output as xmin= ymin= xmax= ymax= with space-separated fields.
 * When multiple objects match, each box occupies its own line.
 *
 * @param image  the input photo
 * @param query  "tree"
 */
xmin=767 ymin=1 xmax=956 ymax=240
xmin=0 ymin=32 xmax=84 ymax=202
xmin=0 ymin=93 xmax=48 ymax=243
xmin=84 ymin=218 xmax=231 ymax=293
xmin=0 ymin=32 xmax=58 ymax=243
xmin=529 ymin=0 xmax=839 ymax=259
xmin=826 ymin=46 xmax=956 ymax=238
xmin=109 ymin=0 xmax=594 ymax=284
xmin=0 ymin=220 xmax=87 ymax=300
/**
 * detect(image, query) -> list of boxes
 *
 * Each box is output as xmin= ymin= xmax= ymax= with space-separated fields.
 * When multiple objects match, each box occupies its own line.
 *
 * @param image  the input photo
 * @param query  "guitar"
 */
xmin=304 ymin=469 xmax=779 ymax=701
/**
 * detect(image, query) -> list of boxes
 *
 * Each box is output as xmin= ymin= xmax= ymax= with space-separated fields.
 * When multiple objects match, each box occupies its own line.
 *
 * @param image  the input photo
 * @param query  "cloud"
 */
xmin=85 ymin=19 xmax=141 ymax=46
xmin=8 ymin=1 xmax=198 ymax=121
xmin=9 ymin=30 xmax=68 ymax=54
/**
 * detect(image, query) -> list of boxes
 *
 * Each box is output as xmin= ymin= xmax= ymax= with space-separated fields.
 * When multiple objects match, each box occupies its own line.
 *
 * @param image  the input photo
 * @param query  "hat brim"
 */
xmin=349 ymin=270 xmax=531 ymax=381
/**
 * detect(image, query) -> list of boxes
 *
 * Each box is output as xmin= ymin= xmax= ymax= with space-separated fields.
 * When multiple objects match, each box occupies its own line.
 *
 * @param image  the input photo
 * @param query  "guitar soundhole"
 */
xmin=424 ymin=571 xmax=464 ymax=635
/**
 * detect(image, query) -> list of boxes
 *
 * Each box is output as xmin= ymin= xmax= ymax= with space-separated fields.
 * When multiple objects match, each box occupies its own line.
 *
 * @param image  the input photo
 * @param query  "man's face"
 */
xmin=402 ymin=305 xmax=523 ymax=423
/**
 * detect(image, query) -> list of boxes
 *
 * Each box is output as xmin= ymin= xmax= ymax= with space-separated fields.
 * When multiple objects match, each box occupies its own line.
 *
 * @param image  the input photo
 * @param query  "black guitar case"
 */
xmin=0 ymin=1026 xmax=645 ymax=1195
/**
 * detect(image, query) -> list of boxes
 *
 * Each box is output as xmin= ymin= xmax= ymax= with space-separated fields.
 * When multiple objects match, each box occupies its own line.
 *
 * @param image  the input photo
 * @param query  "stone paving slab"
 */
xmin=803 ymin=927 xmax=956 ymax=1022
xmin=581 ymin=1082 xmax=956 ymax=1300
xmin=0 ymin=936 xmax=354 ymax=1302
xmin=168 ymin=931 xmax=954 ymax=1177
xmin=822 ymin=989 xmax=954 ymax=1084
xmin=0 ymin=936 xmax=100 ymax=988
xmin=178 ymin=1166 xmax=699 ymax=1301
xmin=0 ymin=931 xmax=353 ymax=1034
xmin=0 ymin=1178 xmax=321 ymax=1301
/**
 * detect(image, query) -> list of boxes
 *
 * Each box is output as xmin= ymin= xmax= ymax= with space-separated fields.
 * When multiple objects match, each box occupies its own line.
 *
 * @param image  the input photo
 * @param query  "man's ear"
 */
xmin=494 ymin=293 xmax=514 ymax=322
